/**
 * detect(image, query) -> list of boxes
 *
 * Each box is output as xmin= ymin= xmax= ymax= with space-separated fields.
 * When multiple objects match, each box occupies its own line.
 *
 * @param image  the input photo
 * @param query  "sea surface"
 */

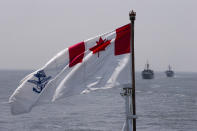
xmin=0 ymin=70 xmax=197 ymax=131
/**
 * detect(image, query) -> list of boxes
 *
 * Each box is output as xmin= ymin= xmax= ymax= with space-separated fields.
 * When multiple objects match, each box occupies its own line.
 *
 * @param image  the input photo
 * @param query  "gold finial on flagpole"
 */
xmin=129 ymin=10 xmax=136 ymax=21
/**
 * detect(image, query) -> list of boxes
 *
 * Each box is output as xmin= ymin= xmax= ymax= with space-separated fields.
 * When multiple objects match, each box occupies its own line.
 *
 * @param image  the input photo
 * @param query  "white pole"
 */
xmin=121 ymin=88 xmax=133 ymax=131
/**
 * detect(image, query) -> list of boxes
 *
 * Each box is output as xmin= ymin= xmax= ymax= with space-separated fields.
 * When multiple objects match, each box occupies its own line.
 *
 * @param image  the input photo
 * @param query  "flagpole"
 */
xmin=129 ymin=10 xmax=136 ymax=131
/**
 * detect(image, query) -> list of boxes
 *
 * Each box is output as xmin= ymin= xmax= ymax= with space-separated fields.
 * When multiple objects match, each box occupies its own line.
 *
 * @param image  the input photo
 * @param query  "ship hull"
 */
xmin=142 ymin=70 xmax=154 ymax=79
xmin=165 ymin=71 xmax=174 ymax=77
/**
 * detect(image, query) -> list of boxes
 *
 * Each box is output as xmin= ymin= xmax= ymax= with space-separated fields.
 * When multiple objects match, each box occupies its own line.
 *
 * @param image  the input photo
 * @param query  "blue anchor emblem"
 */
xmin=28 ymin=70 xmax=51 ymax=93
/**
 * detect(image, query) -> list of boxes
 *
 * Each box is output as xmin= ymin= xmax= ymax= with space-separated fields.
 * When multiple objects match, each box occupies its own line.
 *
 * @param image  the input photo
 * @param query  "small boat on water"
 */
xmin=165 ymin=65 xmax=174 ymax=77
xmin=141 ymin=62 xmax=154 ymax=79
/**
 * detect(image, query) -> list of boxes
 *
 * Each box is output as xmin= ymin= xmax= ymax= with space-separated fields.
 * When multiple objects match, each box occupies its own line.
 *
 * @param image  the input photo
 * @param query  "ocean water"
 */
xmin=0 ymin=70 xmax=197 ymax=131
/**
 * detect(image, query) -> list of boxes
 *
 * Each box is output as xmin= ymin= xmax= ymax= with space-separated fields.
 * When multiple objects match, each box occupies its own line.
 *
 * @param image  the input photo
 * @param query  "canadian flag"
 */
xmin=9 ymin=24 xmax=132 ymax=115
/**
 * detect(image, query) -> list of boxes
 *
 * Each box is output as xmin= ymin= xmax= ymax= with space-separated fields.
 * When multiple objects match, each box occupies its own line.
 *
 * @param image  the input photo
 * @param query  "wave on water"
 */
xmin=146 ymin=91 xmax=153 ymax=94
xmin=150 ymin=84 xmax=161 ymax=88
xmin=174 ymin=94 xmax=185 ymax=97
xmin=64 ymin=129 xmax=103 ymax=131
xmin=1 ymin=101 xmax=10 ymax=105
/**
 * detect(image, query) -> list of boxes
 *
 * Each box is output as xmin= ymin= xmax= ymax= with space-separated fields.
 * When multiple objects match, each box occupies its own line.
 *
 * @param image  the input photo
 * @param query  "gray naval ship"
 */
xmin=141 ymin=62 xmax=154 ymax=79
xmin=165 ymin=65 xmax=174 ymax=77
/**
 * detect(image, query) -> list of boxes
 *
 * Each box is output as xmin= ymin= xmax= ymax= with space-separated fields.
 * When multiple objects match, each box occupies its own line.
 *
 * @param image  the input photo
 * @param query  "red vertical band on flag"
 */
xmin=115 ymin=24 xmax=131 ymax=55
xmin=69 ymin=41 xmax=85 ymax=67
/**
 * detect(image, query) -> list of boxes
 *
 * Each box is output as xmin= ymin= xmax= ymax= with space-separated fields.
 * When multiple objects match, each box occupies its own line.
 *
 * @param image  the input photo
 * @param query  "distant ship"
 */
xmin=141 ymin=62 xmax=154 ymax=79
xmin=165 ymin=65 xmax=174 ymax=77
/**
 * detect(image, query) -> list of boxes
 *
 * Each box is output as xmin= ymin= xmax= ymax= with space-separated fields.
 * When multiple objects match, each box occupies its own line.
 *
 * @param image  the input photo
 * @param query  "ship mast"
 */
xmin=146 ymin=61 xmax=149 ymax=70
xmin=168 ymin=65 xmax=171 ymax=71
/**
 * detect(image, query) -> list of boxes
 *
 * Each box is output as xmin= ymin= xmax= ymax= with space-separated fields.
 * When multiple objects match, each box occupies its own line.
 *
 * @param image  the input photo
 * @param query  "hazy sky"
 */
xmin=0 ymin=0 xmax=197 ymax=72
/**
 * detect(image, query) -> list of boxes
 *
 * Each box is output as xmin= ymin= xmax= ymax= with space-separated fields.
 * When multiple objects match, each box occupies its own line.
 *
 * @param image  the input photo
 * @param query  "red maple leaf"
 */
xmin=89 ymin=37 xmax=111 ymax=57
